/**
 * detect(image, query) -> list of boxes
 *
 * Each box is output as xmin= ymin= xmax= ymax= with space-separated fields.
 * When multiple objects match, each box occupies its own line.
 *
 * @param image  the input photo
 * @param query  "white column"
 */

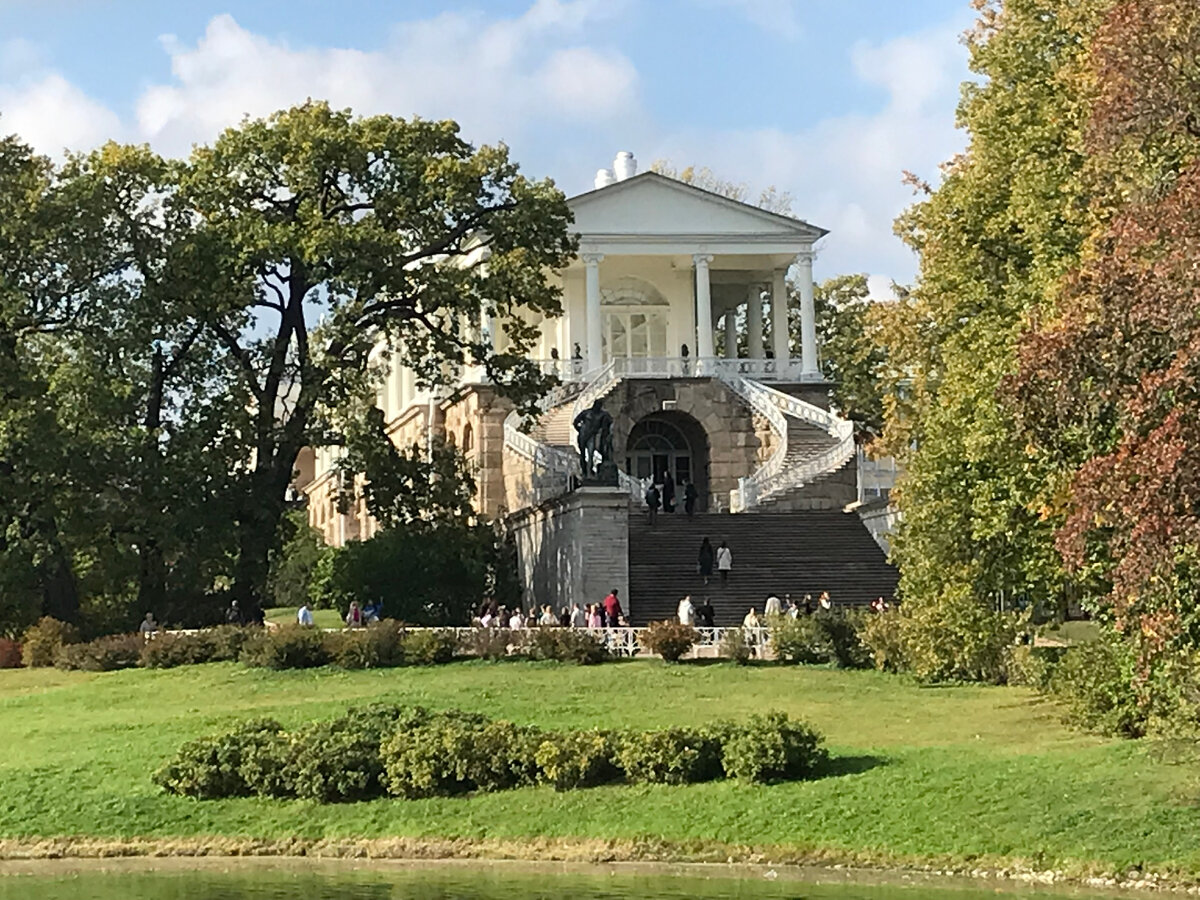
xmin=694 ymin=254 xmax=714 ymax=358
xmin=747 ymin=283 xmax=764 ymax=359
xmin=723 ymin=307 xmax=738 ymax=358
xmin=771 ymin=268 xmax=789 ymax=364
xmin=584 ymin=253 xmax=603 ymax=370
xmin=798 ymin=248 xmax=818 ymax=376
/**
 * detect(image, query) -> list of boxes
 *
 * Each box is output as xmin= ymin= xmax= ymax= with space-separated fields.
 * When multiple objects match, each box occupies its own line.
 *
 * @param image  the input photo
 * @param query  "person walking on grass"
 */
xmin=717 ymin=540 xmax=733 ymax=585
xmin=698 ymin=537 xmax=715 ymax=585
xmin=296 ymin=602 xmax=314 ymax=627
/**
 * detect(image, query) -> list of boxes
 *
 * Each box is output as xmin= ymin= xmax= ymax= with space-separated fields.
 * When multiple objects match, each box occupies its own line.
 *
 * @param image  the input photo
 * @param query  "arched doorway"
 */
xmin=624 ymin=411 xmax=710 ymax=510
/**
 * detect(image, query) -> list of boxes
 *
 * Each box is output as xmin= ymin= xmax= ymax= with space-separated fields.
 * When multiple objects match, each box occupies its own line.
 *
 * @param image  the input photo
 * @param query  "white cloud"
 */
xmin=134 ymin=5 xmax=637 ymax=157
xmin=642 ymin=20 xmax=970 ymax=285
xmin=0 ymin=73 xmax=122 ymax=156
xmin=704 ymin=0 xmax=803 ymax=40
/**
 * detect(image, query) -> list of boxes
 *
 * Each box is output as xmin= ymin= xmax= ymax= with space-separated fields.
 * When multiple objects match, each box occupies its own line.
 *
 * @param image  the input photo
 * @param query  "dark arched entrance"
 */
xmin=624 ymin=411 xmax=710 ymax=510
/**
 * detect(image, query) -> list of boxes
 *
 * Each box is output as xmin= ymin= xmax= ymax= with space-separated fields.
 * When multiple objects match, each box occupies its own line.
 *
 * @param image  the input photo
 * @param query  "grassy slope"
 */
xmin=0 ymin=661 xmax=1196 ymax=876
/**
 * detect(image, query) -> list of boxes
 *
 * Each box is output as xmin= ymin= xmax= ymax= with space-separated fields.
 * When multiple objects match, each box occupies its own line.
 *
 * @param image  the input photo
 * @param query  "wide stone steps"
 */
xmin=626 ymin=511 xmax=897 ymax=627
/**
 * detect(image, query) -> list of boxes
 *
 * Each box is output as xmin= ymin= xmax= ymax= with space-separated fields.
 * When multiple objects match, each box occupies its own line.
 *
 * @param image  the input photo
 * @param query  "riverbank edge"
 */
xmin=0 ymin=835 xmax=1195 ymax=895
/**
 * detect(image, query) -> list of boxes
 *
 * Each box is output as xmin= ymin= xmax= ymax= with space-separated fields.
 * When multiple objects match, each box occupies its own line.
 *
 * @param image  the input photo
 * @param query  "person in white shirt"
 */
xmin=139 ymin=612 xmax=158 ymax=635
xmin=569 ymin=604 xmax=586 ymax=628
xmin=538 ymin=605 xmax=557 ymax=627
xmin=297 ymin=603 xmax=314 ymax=627
xmin=677 ymin=595 xmax=695 ymax=626
xmin=716 ymin=541 xmax=733 ymax=584
xmin=509 ymin=610 xmax=525 ymax=630
xmin=764 ymin=594 xmax=782 ymax=617
xmin=743 ymin=607 xmax=761 ymax=628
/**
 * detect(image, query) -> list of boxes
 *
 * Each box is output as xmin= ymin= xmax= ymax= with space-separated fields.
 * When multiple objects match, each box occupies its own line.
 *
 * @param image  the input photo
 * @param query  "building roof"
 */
xmin=567 ymin=171 xmax=828 ymax=244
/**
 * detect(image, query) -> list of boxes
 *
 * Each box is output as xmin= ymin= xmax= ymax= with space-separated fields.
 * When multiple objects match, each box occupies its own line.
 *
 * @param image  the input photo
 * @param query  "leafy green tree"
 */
xmin=266 ymin=509 xmax=330 ymax=612
xmin=176 ymin=102 xmax=576 ymax=610
xmin=882 ymin=0 xmax=1109 ymax=644
xmin=789 ymin=274 xmax=888 ymax=438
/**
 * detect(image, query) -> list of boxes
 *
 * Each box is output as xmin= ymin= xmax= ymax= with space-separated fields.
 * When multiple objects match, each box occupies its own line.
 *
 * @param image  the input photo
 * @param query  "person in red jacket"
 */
xmin=603 ymin=589 xmax=623 ymax=627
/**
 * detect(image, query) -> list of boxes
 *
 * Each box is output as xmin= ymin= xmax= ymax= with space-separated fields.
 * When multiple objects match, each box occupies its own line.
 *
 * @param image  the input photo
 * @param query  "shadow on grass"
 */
xmin=816 ymin=753 xmax=889 ymax=779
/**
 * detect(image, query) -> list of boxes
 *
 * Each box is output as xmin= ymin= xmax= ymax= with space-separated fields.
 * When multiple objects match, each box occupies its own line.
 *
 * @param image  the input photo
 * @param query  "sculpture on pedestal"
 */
xmin=573 ymin=399 xmax=615 ymax=483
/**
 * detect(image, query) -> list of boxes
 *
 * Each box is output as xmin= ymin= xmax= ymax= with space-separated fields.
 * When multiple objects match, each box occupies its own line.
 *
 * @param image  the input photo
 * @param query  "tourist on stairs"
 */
xmin=717 ymin=541 xmax=733 ymax=585
xmin=698 ymin=537 xmax=715 ymax=585
xmin=677 ymin=595 xmax=695 ymax=626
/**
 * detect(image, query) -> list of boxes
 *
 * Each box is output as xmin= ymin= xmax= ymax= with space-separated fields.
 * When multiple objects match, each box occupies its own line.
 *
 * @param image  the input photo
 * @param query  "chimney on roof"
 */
xmin=613 ymin=150 xmax=637 ymax=181
xmin=594 ymin=168 xmax=616 ymax=189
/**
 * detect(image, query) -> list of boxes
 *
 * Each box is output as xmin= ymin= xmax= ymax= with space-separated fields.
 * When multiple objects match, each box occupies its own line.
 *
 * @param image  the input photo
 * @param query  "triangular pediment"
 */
xmin=568 ymin=172 xmax=827 ymax=241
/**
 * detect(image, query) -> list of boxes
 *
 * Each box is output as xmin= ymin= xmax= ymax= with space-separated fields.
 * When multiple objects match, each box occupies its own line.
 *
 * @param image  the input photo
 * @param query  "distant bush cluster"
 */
xmin=17 ymin=617 xmax=609 ymax=673
xmin=154 ymin=704 xmax=828 ymax=801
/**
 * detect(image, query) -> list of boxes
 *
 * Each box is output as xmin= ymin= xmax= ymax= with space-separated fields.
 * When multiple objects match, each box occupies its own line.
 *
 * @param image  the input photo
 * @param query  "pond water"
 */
xmin=0 ymin=861 xmax=1125 ymax=900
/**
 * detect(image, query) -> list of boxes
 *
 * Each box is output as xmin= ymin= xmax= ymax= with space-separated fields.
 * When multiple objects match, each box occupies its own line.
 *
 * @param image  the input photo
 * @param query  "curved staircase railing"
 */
xmin=716 ymin=372 xmax=855 ymax=512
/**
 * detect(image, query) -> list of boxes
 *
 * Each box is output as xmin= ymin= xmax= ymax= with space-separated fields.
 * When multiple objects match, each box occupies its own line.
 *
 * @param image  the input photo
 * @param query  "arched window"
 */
xmin=462 ymin=423 xmax=474 ymax=454
xmin=601 ymin=277 xmax=668 ymax=361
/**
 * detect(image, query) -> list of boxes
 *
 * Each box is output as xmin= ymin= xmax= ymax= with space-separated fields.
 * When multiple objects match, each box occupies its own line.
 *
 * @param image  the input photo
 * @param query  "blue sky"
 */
xmin=0 ymin=0 xmax=976 ymax=290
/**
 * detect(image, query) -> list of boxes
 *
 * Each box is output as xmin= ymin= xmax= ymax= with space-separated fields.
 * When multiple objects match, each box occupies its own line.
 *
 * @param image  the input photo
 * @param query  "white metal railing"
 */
xmin=717 ymin=372 xmax=856 ymax=512
xmin=532 ymin=357 xmax=589 ymax=382
xmin=449 ymin=625 xmax=771 ymax=658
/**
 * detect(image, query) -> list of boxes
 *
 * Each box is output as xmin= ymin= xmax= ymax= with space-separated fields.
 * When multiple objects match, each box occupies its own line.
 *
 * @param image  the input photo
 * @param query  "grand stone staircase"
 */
xmin=626 ymin=510 xmax=898 ymax=626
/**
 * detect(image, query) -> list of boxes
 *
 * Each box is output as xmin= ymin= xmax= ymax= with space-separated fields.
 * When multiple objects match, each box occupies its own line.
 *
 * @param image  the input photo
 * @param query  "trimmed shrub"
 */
xmin=140 ymin=632 xmax=216 ymax=668
xmin=462 ymin=627 xmax=517 ymax=661
xmin=534 ymin=729 xmax=620 ymax=791
xmin=719 ymin=627 xmax=753 ymax=665
xmin=616 ymin=728 xmax=722 ymax=784
xmin=53 ymin=633 xmax=143 ymax=671
xmin=400 ymin=629 xmax=458 ymax=665
xmin=207 ymin=625 xmax=256 ymax=662
xmin=639 ymin=620 xmax=697 ymax=662
xmin=330 ymin=620 xmax=405 ymax=669
xmin=770 ymin=614 xmax=834 ymax=664
xmin=380 ymin=713 xmax=537 ymax=799
xmin=528 ymin=628 xmax=608 ymax=665
xmin=287 ymin=720 xmax=388 ymax=802
xmin=720 ymin=711 xmax=827 ymax=783
xmin=860 ymin=607 xmax=906 ymax=672
xmin=239 ymin=624 xmax=330 ymax=669
xmin=0 ymin=638 xmax=22 ymax=668
xmin=821 ymin=610 xmax=871 ymax=669
xmin=21 ymin=617 xmax=81 ymax=667
xmin=153 ymin=719 xmax=286 ymax=799
xmin=900 ymin=586 xmax=1021 ymax=683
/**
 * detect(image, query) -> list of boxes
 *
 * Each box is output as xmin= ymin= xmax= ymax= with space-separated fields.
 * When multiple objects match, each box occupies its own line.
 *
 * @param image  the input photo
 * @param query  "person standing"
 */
xmin=818 ymin=590 xmax=833 ymax=611
xmin=661 ymin=469 xmax=676 ymax=513
xmin=645 ymin=482 xmax=661 ymax=525
xmin=698 ymin=537 xmax=715 ymax=585
xmin=764 ymin=593 xmax=782 ymax=618
xmin=345 ymin=601 xmax=364 ymax=628
xmin=743 ymin=607 xmax=761 ymax=628
xmin=139 ymin=612 xmax=158 ymax=636
xmin=570 ymin=604 xmax=587 ymax=628
xmin=677 ymin=595 xmax=695 ymax=626
xmin=603 ymin=589 xmax=623 ymax=628
xmin=695 ymin=597 xmax=715 ymax=628
xmin=296 ymin=602 xmax=314 ymax=627
xmin=716 ymin=541 xmax=733 ymax=585
xmin=683 ymin=480 xmax=698 ymax=516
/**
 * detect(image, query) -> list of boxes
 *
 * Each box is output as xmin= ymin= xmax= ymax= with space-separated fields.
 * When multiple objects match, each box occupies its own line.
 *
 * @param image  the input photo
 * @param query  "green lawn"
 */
xmin=263 ymin=606 xmax=344 ymax=629
xmin=1 ymin=660 xmax=1197 ymax=880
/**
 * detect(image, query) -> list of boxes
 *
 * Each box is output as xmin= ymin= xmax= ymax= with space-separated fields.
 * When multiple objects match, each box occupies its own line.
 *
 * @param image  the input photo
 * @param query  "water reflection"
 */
xmin=0 ymin=863 xmax=1121 ymax=900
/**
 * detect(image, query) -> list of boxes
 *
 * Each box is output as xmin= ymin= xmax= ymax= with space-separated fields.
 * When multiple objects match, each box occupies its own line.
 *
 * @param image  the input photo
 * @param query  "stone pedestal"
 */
xmin=506 ymin=486 xmax=630 ymax=617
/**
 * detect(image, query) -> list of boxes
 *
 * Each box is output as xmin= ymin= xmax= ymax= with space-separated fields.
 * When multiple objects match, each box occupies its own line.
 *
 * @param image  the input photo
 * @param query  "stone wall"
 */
xmin=505 ymin=486 xmax=630 ymax=616
xmin=441 ymin=386 xmax=511 ymax=520
xmin=606 ymin=378 xmax=768 ymax=513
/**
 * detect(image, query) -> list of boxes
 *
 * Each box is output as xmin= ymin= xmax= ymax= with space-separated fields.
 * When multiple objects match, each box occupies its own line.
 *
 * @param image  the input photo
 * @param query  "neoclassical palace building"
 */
xmin=297 ymin=153 xmax=897 ymax=624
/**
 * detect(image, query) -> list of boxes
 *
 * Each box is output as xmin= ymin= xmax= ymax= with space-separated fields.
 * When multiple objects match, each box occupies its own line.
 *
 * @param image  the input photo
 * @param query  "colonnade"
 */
xmin=581 ymin=250 xmax=820 ymax=377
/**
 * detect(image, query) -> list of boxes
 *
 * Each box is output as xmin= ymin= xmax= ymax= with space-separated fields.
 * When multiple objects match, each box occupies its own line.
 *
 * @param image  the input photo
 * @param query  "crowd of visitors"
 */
xmin=468 ymin=590 xmax=630 ymax=631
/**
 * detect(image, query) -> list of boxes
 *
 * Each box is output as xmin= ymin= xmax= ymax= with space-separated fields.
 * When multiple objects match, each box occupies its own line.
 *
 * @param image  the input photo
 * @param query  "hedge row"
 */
xmin=19 ymin=618 xmax=610 ymax=673
xmin=154 ymin=704 xmax=828 ymax=801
